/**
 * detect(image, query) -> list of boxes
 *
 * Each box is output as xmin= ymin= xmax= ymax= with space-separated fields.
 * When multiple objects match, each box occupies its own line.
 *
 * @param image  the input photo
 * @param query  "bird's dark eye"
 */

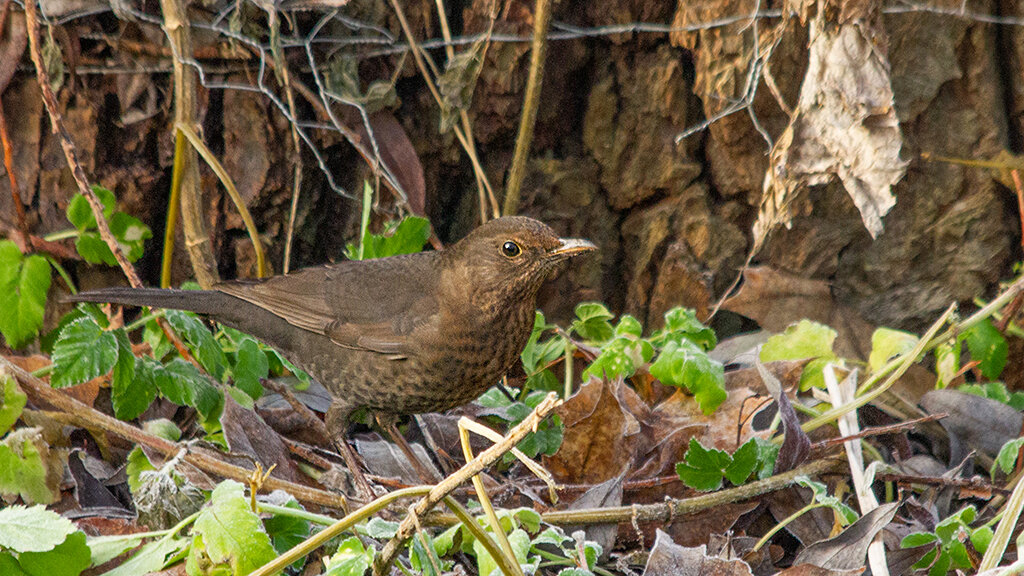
xmin=501 ymin=241 xmax=522 ymax=258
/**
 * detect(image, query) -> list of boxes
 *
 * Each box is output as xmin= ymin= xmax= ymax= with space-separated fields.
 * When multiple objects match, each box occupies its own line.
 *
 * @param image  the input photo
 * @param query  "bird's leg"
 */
xmin=375 ymin=413 xmax=438 ymax=484
xmin=326 ymin=401 xmax=376 ymax=500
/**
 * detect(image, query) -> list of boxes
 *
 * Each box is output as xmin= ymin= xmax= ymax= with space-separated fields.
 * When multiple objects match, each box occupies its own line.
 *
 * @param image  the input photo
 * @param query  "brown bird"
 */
xmin=71 ymin=216 xmax=595 ymax=491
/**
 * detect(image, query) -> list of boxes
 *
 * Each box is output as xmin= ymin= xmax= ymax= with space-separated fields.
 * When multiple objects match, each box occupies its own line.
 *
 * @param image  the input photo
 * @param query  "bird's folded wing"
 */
xmin=216 ymin=258 xmax=439 ymax=356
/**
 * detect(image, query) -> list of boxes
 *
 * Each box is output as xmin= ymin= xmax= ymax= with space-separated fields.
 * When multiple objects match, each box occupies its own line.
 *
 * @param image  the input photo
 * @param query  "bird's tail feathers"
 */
xmin=66 ymin=287 xmax=226 ymax=315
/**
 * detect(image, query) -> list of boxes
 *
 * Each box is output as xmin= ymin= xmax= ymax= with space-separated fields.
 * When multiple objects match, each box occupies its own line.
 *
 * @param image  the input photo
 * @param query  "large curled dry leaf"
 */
xmin=757 ymin=0 xmax=907 ymax=246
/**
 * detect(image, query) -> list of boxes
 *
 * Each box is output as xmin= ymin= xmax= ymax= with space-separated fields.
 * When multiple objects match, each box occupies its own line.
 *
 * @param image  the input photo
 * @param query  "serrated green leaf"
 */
xmin=18 ymin=530 xmax=91 ymax=576
xmin=232 ymin=338 xmax=268 ymax=401
xmin=0 ymin=505 xmax=76 ymax=552
xmin=124 ymin=447 xmax=155 ymax=494
xmin=868 ymin=327 xmax=919 ymax=372
xmin=263 ymin=498 xmax=309 ymax=559
xmin=187 ymin=480 xmax=276 ymax=576
xmin=0 ymin=372 xmax=27 ymax=434
xmin=51 ymin=317 xmax=118 ymax=388
xmin=964 ymin=319 xmax=1008 ymax=379
xmin=156 ymin=359 xmax=222 ymax=421
xmin=901 ymin=532 xmax=938 ymax=548
xmin=362 ymin=517 xmax=400 ymax=539
xmin=0 ymin=243 xmax=51 ymax=349
xmin=992 ymin=437 xmax=1024 ymax=478
xmin=165 ymin=310 xmax=226 ymax=380
xmin=760 ymin=320 xmax=837 ymax=363
xmin=648 ymin=339 xmax=726 ymax=414
xmin=111 ymin=330 xmax=154 ymax=420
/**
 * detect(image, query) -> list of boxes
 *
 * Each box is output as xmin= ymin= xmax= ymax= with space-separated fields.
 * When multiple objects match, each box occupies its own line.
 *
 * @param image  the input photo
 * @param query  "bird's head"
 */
xmin=442 ymin=216 xmax=597 ymax=305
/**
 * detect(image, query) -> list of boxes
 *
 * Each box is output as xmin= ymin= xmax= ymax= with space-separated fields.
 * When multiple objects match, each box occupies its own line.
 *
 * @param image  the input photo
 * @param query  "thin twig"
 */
xmin=0 ymin=97 xmax=31 ymax=249
xmin=503 ymin=0 xmax=552 ymax=216
xmin=374 ymin=393 xmax=562 ymax=575
xmin=0 ymin=358 xmax=350 ymax=510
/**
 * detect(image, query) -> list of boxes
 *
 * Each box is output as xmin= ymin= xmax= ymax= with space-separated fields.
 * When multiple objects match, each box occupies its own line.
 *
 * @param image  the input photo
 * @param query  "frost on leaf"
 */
xmin=756 ymin=1 xmax=907 ymax=247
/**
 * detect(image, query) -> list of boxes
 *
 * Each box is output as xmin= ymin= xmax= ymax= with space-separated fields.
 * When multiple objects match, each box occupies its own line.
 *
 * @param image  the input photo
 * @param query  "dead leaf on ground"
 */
xmin=793 ymin=502 xmax=901 ymax=571
xmin=921 ymin=389 xmax=1022 ymax=463
xmin=220 ymin=393 xmax=301 ymax=483
xmin=544 ymin=377 xmax=643 ymax=484
xmin=642 ymin=529 xmax=754 ymax=576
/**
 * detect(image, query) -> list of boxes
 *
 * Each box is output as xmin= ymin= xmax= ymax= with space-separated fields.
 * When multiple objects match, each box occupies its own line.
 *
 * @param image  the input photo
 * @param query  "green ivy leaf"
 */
xmin=186 ymin=480 xmax=277 ymax=576
xmin=660 ymin=307 xmax=716 ymax=350
xmin=868 ymin=327 xmax=919 ymax=372
xmin=675 ymin=438 xmax=732 ymax=491
xmin=649 ymin=339 xmax=726 ymax=414
xmin=760 ymin=320 xmax=837 ymax=363
xmin=110 ymin=329 xmax=154 ymax=420
xmin=571 ymin=302 xmax=615 ymax=343
xmin=0 ymin=242 xmax=51 ymax=349
xmin=901 ymin=532 xmax=938 ymax=548
xmin=51 ymin=317 xmax=118 ymax=388
xmin=964 ymin=319 xmax=1008 ymax=380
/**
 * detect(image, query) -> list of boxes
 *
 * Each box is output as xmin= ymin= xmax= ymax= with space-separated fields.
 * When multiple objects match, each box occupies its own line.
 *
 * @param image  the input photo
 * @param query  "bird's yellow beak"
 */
xmin=548 ymin=238 xmax=598 ymax=259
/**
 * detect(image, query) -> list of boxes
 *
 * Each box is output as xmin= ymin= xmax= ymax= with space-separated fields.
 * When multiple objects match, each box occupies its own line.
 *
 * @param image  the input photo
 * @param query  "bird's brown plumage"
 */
xmin=70 ymin=216 xmax=596 ymax=436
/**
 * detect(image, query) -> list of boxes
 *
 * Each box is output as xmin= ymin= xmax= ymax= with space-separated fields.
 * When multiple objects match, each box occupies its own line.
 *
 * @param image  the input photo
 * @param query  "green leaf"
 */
xmin=18 ymin=531 xmax=91 ymax=576
xmin=992 ymin=437 xmax=1024 ymax=478
xmin=581 ymin=337 xmax=653 ymax=382
xmin=971 ymin=526 xmax=993 ymax=554
xmin=615 ymin=315 xmax=643 ymax=338
xmin=723 ymin=438 xmax=759 ymax=485
xmin=0 ymin=242 xmax=51 ymax=349
xmin=660 ymin=307 xmax=716 ymax=350
xmin=110 ymin=330 xmax=154 ymax=420
xmin=108 ymin=212 xmax=152 ymax=263
xmin=65 ymin=186 xmax=116 ymax=230
xmin=362 ymin=518 xmax=400 ymax=539
xmin=0 ymin=371 xmax=27 ymax=434
xmin=155 ymin=359 xmax=223 ymax=421
xmin=74 ymin=232 xmax=118 ymax=266
xmin=232 ymin=338 xmax=268 ymax=401
xmin=0 ymin=505 xmax=76 ymax=553
xmin=964 ymin=319 xmax=1008 ymax=379
xmin=760 ymin=320 xmax=837 ymax=363
xmin=165 ymin=311 xmax=226 ymax=381
xmin=347 ymin=217 xmax=431 ymax=261
xmin=124 ymin=447 xmax=155 ymax=494
xmin=100 ymin=536 xmax=187 ymax=576
xmin=0 ymin=431 xmax=55 ymax=504
xmin=50 ymin=317 xmax=118 ymax=388
xmin=85 ymin=534 xmax=145 ymax=567
xmin=322 ymin=536 xmax=373 ymax=576
xmin=934 ymin=340 xmax=960 ymax=389
xmin=263 ymin=498 xmax=310 ymax=558
xmin=675 ymin=438 xmax=731 ymax=491
xmin=186 ymin=480 xmax=276 ymax=576
xmin=868 ymin=327 xmax=919 ymax=372
xmin=571 ymin=302 xmax=615 ymax=343
xmin=901 ymin=532 xmax=939 ymax=548
xmin=648 ymin=339 xmax=726 ymax=414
